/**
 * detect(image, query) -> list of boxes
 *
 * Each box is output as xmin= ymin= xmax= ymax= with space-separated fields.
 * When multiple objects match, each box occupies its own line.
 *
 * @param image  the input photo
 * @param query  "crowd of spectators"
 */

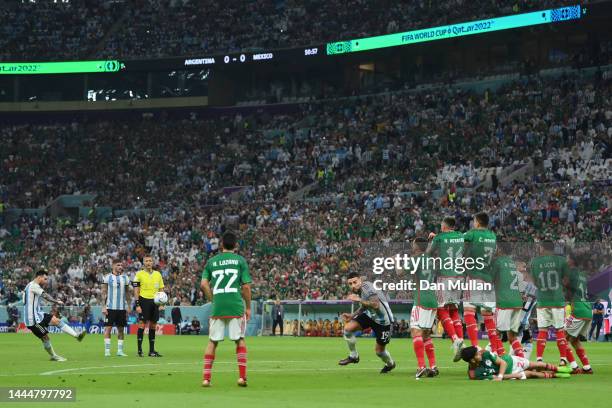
xmin=2 ymin=71 xmax=610 ymax=210
xmin=0 ymin=0 xmax=580 ymax=61
xmin=0 ymin=178 xmax=609 ymax=307
xmin=0 ymin=70 xmax=611 ymax=307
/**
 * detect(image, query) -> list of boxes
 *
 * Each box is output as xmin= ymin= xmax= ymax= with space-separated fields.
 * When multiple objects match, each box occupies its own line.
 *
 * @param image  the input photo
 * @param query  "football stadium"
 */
xmin=0 ymin=0 xmax=611 ymax=407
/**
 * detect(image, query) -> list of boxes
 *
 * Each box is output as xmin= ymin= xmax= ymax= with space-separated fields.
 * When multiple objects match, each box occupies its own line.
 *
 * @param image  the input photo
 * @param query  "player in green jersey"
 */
xmin=409 ymin=238 xmax=439 ymax=379
xmin=200 ymin=232 xmax=252 ymax=388
xmin=563 ymin=253 xmax=593 ymax=374
xmin=462 ymin=212 xmax=500 ymax=353
xmin=427 ymin=217 xmax=464 ymax=356
xmin=529 ymin=241 xmax=570 ymax=364
xmin=492 ymin=242 xmax=525 ymax=358
xmin=461 ymin=346 xmax=571 ymax=380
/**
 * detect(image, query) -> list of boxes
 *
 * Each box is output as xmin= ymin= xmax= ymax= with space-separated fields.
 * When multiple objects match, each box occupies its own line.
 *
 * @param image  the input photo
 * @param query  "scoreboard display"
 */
xmin=0 ymin=4 xmax=583 ymax=75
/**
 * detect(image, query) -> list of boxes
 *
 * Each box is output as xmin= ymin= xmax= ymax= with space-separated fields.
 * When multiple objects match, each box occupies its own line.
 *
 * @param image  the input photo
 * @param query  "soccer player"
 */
xmin=200 ymin=231 xmax=252 ymax=387
xmin=529 ymin=241 xmax=569 ymax=364
xmin=462 ymin=212 xmax=500 ymax=354
xmin=492 ymin=243 xmax=525 ymax=357
xmin=460 ymin=346 xmax=571 ymax=380
xmin=409 ymin=237 xmax=439 ymax=379
xmin=563 ymin=254 xmax=593 ymax=374
xmin=133 ymin=255 xmax=165 ymax=357
xmin=23 ymin=270 xmax=86 ymax=361
xmin=102 ymin=260 xmax=131 ymax=357
xmin=426 ymin=217 xmax=464 ymax=355
xmin=338 ymin=272 xmax=396 ymax=374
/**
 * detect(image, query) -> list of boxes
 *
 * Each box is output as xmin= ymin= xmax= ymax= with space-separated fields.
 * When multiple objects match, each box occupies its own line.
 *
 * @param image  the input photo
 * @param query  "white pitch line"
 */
xmin=38 ymin=366 xmax=424 ymax=376
xmin=40 ymin=363 xmax=162 ymax=376
xmin=39 ymin=360 xmax=325 ymax=376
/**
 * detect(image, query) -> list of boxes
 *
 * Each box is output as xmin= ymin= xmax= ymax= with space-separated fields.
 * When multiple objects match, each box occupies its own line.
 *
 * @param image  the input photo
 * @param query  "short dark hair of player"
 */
xmin=222 ymin=231 xmax=238 ymax=250
xmin=461 ymin=346 xmax=478 ymax=362
xmin=474 ymin=212 xmax=489 ymax=227
xmin=540 ymin=241 xmax=555 ymax=253
xmin=347 ymin=272 xmax=360 ymax=280
xmin=442 ymin=217 xmax=456 ymax=229
xmin=35 ymin=269 xmax=48 ymax=277
xmin=413 ymin=237 xmax=428 ymax=252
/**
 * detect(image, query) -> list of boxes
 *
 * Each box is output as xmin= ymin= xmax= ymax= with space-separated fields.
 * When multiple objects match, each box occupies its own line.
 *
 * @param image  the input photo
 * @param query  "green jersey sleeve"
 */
xmin=240 ymin=257 xmax=252 ymax=284
xmin=202 ymin=262 xmax=212 ymax=281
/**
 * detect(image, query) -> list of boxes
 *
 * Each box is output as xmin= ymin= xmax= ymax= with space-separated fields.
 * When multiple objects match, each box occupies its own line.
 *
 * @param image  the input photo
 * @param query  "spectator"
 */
xmin=171 ymin=301 xmax=182 ymax=335
xmin=589 ymin=299 xmax=605 ymax=341
xmin=271 ymin=299 xmax=284 ymax=336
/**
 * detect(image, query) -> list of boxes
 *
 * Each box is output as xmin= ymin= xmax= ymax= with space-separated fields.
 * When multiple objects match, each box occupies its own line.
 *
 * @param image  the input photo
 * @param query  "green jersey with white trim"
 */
xmin=492 ymin=256 xmax=523 ymax=308
xmin=530 ymin=255 xmax=569 ymax=308
xmin=464 ymin=229 xmax=496 ymax=282
xmin=568 ymin=268 xmax=591 ymax=319
xmin=415 ymin=255 xmax=438 ymax=309
xmin=474 ymin=351 xmax=513 ymax=379
xmin=202 ymin=252 xmax=252 ymax=318
xmin=428 ymin=231 xmax=464 ymax=277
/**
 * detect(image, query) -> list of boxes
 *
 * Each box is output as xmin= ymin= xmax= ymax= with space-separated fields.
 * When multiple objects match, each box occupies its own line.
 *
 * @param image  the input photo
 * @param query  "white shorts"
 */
xmin=462 ymin=277 xmax=495 ymax=310
xmin=410 ymin=305 xmax=437 ymax=330
xmin=436 ymin=276 xmax=464 ymax=306
xmin=209 ymin=317 xmax=246 ymax=341
xmin=565 ymin=315 xmax=590 ymax=338
xmin=536 ymin=307 xmax=565 ymax=329
xmin=496 ymin=308 xmax=522 ymax=333
xmin=511 ymin=356 xmax=530 ymax=374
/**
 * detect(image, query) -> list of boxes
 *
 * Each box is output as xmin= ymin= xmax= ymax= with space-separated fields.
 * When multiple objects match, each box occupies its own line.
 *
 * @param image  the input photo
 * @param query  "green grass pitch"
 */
xmin=0 ymin=334 xmax=610 ymax=407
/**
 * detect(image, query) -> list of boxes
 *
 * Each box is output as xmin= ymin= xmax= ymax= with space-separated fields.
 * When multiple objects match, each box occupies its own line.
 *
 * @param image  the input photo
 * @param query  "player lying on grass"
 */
xmin=23 ymin=269 xmax=86 ymax=361
xmin=460 ymin=346 xmax=571 ymax=380
xmin=338 ymin=272 xmax=396 ymax=374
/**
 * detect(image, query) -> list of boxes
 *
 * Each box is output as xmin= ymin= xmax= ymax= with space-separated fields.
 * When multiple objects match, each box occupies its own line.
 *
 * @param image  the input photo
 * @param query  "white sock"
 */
xmin=377 ymin=350 xmax=394 ymax=366
xmin=104 ymin=338 xmax=111 ymax=353
xmin=58 ymin=321 xmax=78 ymax=338
xmin=343 ymin=331 xmax=358 ymax=358
xmin=43 ymin=340 xmax=56 ymax=356
xmin=583 ymin=364 xmax=591 ymax=370
xmin=570 ymin=360 xmax=578 ymax=369
xmin=117 ymin=340 xmax=124 ymax=353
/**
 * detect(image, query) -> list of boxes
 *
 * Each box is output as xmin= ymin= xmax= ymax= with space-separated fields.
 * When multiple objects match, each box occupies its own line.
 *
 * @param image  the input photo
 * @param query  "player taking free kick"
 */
xmin=200 ymin=231 xmax=252 ymax=387
xmin=23 ymin=270 xmax=86 ymax=361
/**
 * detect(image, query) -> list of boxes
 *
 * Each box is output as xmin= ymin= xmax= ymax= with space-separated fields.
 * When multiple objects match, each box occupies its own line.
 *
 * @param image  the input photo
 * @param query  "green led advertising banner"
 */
xmin=327 ymin=5 xmax=582 ymax=55
xmin=0 ymin=60 xmax=123 ymax=75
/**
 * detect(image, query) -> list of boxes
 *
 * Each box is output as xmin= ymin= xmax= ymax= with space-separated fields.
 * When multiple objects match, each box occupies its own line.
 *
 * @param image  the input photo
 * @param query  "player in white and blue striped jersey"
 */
xmin=102 ymin=260 xmax=132 ymax=357
xmin=23 ymin=270 xmax=86 ymax=361
xmin=338 ymin=272 xmax=396 ymax=373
